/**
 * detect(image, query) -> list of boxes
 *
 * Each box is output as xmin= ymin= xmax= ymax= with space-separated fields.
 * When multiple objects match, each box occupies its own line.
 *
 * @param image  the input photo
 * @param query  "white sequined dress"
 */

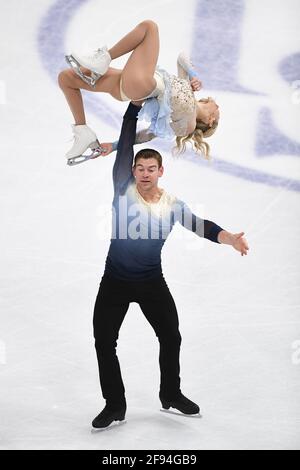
xmin=137 ymin=54 xmax=197 ymax=141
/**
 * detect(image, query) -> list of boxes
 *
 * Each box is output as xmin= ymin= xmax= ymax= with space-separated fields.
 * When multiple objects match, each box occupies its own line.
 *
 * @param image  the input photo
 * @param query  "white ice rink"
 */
xmin=0 ymin=0 xmax=300 ymax=450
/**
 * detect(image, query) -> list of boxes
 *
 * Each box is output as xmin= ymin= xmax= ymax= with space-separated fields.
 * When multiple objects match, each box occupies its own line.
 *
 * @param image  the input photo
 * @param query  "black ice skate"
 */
xmin=91 ymin=404 xmax=127 ymax=431
xmin=160 ymin=392 xmax=201 ymax=417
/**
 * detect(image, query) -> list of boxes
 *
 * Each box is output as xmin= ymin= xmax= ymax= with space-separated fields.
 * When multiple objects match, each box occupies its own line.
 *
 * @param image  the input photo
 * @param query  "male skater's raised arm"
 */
xmin=112 ymin=102 xmax=141 ymax=196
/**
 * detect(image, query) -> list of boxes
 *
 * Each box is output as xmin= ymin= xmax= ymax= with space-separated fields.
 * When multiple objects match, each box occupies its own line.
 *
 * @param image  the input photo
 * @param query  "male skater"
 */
xmin=92 ymin=102 xmax=249 ymax=429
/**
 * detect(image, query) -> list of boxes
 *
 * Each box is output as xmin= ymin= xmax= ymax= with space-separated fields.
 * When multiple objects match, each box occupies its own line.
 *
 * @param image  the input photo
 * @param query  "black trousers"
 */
xmin=93 ymin=273 xmax=182 ymax=407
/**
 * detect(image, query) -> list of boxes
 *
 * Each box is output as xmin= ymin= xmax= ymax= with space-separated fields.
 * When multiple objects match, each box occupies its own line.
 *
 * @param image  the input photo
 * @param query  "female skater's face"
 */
xmin=197 ymin=98 xmax=219 ymax=127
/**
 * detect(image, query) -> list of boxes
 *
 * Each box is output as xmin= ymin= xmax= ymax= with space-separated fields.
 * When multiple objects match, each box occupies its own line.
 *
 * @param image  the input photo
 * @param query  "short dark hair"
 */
xmin=133 ymin=148 xmax=162 ymax=168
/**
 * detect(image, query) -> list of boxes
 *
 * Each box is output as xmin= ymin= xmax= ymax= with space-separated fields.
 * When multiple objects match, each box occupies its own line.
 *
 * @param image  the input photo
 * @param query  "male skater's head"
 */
xmin=132 ymin=149 xmax=164 ymax=193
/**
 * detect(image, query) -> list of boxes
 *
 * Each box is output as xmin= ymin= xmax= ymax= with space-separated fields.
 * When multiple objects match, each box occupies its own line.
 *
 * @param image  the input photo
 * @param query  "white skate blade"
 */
xmin=91 ymin=419 xmax=127 ymax=433
xmin=65 ymin=55 xmax=101 ymax=88
xmin=160 ymin=408 xmax=202 ymax=418
xmin=67 ymin=146 xmax=104 ymax=166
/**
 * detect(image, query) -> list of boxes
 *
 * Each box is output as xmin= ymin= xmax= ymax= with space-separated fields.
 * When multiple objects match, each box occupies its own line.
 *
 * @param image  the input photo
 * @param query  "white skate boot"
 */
xmin=65 ymin=124 xmax=104 ymax=166
xmin=177 ymin=51 xmax=198 ymax=80
xmin=65 ymin=46 xmax=112 ymax=88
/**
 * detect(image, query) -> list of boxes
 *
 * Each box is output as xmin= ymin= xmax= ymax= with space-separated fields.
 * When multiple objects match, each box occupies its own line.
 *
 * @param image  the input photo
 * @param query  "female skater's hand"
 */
xmin=231 ymin=232 xmax=249 ymax=256
xmin=190 ymin=77 xmax=202 ymax=92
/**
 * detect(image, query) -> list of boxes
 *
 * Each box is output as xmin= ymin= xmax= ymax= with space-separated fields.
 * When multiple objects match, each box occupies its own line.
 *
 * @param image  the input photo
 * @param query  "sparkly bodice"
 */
xmin=136 ymin=54 xmax=197 ymax=140
xmin=169 ymin=75 xmax=196 ymax=136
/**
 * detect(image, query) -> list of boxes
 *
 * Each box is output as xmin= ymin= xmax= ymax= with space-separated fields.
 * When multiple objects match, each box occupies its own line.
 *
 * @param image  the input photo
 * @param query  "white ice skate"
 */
xmin=65 ymin=46 xmax=112 ymax=88
xmin=177 ymin=51 xmax=198 ymax=80
xmin=65 ymin=124 xmax=104 ymax=166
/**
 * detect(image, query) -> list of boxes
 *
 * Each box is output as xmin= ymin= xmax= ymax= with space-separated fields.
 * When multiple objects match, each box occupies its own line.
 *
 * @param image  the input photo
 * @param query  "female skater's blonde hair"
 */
xmin=173 ymin=98 xmax=218 ymax=160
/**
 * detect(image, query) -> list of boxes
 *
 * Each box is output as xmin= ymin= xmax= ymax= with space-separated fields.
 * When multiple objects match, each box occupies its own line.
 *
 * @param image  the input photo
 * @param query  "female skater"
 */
xmin=58 ymin=20 xmax=220 ymax=164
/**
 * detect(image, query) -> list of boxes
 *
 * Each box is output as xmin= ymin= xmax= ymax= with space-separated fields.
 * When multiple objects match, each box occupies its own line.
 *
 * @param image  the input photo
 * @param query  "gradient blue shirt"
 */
xmin=104 ymin=103 xmax=224 ymax=280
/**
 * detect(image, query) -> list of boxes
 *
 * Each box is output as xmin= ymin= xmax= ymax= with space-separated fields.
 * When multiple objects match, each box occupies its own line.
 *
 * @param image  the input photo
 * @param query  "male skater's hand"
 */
xmin=231 ymin=232 xmax=249 ymax=256
xmin=218 ymin=230 xmax=249 ymax=256
xmin=95 ymin=142 xmax=113 ymax=157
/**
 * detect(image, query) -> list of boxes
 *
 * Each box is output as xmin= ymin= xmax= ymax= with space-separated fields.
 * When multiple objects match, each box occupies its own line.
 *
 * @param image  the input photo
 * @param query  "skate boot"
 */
xmin=177 ymin=51 xmax=198 ymax=80
xmin=92 ymin=403 xmax=127 ymax=431
xmin=65 ymin=46 xmax=112 ymax=88
xmin=160 ymin=392 xmax=200 ymax=416
xmin=65 ymin=124 xmax=104 ymax=166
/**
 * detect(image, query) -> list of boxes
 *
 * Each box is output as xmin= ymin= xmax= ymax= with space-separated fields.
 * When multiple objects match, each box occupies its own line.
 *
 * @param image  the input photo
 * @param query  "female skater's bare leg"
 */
xmin=58 ymin=67 xmax=122 ymax=125
xmin=58 ymin=20 xmax=159 ymax=124
xmin=109 ymin=20 xmax=160 ymax=100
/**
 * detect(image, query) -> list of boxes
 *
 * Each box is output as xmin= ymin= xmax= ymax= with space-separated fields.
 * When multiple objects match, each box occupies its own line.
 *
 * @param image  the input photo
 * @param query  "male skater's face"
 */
xmin=133 ymin=158 xmax=164 ymax=191
xmin=132 ymin=158 xmax=164 ymax=191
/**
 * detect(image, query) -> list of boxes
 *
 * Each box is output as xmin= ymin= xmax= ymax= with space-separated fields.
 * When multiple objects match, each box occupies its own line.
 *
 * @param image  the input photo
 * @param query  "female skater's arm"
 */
xmin=168 ymin=53 xmax=202 ymax=137
xmin=177 ymin=59 xmax=189 ymax=80
xmin=177 ymin=53 xmax=202 ymax=91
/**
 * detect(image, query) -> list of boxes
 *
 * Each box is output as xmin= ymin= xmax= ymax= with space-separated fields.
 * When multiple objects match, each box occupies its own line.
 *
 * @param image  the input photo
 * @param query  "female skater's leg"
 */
xmin=58 ymin=20 xmax=160 ymax=123
xmin=111 ymin=20 xmax=160 ymax=100
xmin=58 ymin=67 xmax=122 ymax=125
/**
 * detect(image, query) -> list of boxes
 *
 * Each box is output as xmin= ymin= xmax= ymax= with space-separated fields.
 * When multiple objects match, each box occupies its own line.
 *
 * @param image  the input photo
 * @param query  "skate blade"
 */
xmin=65 ymin=55 xmax=101 ymax=88
xmin=160 ymin=408 xmax=202 ymax=418
xmin=67 ymin=146 xmax=104 ymax=166
xmin=91 ymin=419 xmax=127 ymax=433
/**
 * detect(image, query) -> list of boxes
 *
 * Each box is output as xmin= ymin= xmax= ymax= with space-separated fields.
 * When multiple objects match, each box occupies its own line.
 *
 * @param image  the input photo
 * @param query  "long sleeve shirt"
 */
xmin=104 ymin=102 xmax=224 ymax=281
